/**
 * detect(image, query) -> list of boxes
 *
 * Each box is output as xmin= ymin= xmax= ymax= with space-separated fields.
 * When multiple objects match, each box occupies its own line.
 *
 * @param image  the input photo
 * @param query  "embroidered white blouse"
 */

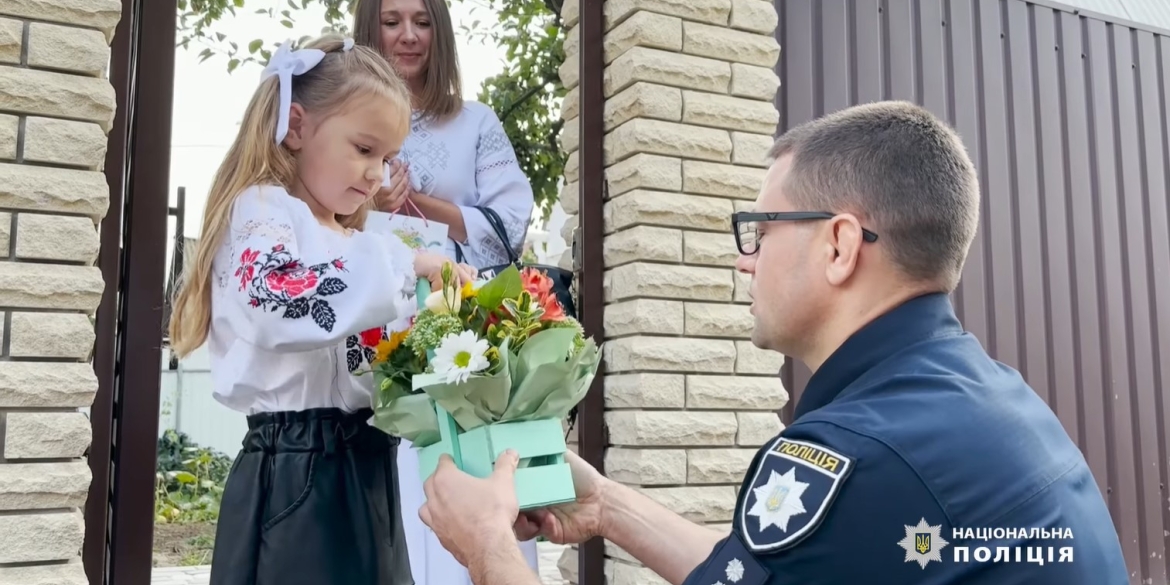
xmin=398 ymin=101 xmax=534 ymax=268
xmin=207 ymin=185 xmax=418 ymax=415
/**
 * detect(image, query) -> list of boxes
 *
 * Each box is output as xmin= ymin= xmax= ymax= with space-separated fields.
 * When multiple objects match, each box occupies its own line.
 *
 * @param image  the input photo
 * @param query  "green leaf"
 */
xmin=248 ymin=38 xmax=263 ymax=54
xmin=170 ymin=471 xmax=198 ymax=484
xmin=474 ymin=264 xmax=523 ymax=310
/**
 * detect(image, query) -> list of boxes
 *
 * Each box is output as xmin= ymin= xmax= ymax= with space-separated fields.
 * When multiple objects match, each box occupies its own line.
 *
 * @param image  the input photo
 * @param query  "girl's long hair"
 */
xmin=167 ymin=34 xmax=412 ymax=357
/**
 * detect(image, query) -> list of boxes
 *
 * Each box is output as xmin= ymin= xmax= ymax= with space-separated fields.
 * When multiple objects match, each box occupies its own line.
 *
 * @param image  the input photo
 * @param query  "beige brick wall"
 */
xmin=0 ymin=1 xmax=120 ymax=583
xmin=557 ymin=0 xmax=787 ymax=582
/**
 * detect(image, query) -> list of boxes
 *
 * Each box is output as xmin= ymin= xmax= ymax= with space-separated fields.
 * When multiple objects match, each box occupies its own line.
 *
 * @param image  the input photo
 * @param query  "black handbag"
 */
xmin=455 ymin=206 xmax=578 ymax=319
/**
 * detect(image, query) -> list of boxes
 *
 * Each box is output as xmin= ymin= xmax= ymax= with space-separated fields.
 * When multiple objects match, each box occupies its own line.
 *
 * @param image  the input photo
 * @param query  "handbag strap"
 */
xmin=457 ymin=206 xmax=519 ymax=265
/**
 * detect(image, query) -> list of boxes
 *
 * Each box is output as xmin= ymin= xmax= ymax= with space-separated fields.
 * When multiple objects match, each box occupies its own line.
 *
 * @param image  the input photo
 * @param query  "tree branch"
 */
xmin=497 ymin=70 xmax=558 ymax=122
xmin=542 ymin=0 xmax=564 ymax=27
xmin=547 ymin=117 xmax=563 ymax=154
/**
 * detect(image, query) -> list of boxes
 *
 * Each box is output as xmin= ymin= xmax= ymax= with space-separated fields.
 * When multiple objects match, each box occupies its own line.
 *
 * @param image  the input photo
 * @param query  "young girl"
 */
xmin=352 ymin=2 xmax=541 ymax=581
xmin=168 ymin=34 xmax=473 ymax=585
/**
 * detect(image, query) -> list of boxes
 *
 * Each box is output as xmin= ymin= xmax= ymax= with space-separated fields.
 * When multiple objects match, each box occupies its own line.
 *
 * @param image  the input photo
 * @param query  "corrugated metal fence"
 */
xmin=775 ymin=0 xmax=1170 ymax=582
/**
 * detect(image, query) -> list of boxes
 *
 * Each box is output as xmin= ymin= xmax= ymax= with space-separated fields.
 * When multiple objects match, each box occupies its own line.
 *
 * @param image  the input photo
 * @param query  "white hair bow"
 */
xmin=261 ymin=38 xmax=356 ymax=144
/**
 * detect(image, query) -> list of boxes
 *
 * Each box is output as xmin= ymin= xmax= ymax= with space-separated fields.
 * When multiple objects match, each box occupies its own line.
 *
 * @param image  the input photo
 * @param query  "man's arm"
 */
xmin=599 ymin=481 xmax=726 ymax=585
xmin=466 ymin=525 xmax=543 ymax=585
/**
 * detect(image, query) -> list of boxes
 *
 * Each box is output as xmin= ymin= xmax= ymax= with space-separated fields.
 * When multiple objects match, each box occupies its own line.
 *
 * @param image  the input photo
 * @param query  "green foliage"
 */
xmin=155 ymin=430 xmax=231 ymax=524
xmin=404 ymin=310 xmax=463 ymax=358
xmin=179 ymin=534 xmax=217 ymax=566
xmin=177 ymin=0 xmax=568 ymax=222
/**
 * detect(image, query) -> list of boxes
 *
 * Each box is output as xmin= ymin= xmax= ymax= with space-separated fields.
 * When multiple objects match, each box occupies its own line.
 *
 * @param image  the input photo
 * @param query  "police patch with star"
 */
xmin=685 ymin=532 xmax=770 ymax=585
xmin=739 ymin=436 xmax=853 ymax=553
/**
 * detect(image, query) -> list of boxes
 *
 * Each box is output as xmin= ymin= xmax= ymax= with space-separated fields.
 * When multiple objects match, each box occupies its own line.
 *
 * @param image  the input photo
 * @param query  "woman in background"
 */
xmin=353 ymin=1 xmax=540 ymax=583
xmin=355 ymin=0 xmax=534 ymax=268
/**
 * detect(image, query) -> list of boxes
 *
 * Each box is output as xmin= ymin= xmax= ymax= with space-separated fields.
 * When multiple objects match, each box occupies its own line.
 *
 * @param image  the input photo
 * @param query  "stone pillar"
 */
xmin=556 ymin=0 xmax=787 ymax=582
xmin=0 ymin=1 xmax=120 ymax=583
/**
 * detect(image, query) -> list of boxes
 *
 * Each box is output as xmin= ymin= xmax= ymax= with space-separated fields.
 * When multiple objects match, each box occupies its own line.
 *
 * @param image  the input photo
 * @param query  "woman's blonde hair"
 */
xmin=353 ymin=0 xmax=463 ymax=120
xmin=167 ymin=33 xmax=412 ymax=358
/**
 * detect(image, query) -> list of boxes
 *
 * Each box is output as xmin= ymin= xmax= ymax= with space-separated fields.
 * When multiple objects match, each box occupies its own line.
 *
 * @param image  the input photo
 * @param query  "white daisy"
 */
xmin=431 ymin=330 xmax=490 ymax=384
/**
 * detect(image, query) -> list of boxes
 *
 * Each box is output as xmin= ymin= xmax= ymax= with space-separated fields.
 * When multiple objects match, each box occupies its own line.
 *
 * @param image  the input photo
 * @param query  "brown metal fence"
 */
xmin=774 ymin=0 xmax=1170 ymax=582
xmin=86 ymin=0 xmax=177 ymax=583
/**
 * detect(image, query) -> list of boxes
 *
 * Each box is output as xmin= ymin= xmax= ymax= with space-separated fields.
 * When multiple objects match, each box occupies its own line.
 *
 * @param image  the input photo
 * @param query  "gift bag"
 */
xmin=366 ymin=210 xmax=449 ymax=254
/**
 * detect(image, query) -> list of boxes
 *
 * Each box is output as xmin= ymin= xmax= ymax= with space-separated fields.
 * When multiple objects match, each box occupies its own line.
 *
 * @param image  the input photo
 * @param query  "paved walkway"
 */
xmin=152 ymin=542 xmax=568 ymax=584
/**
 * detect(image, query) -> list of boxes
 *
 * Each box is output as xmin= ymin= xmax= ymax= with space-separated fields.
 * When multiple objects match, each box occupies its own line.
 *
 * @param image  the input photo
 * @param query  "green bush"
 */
xmin=155 ymin=430 xmax=232 ymax=524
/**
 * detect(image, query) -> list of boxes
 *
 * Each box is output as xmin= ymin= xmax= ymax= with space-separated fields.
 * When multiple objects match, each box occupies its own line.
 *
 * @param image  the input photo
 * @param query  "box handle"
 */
xmin=416 ymin=278 xmax=464 ymax=469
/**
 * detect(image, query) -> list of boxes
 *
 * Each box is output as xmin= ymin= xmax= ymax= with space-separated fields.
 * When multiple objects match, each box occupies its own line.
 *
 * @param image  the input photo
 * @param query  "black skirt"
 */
xmin=209 ymin=407 xmax=414 ymax=585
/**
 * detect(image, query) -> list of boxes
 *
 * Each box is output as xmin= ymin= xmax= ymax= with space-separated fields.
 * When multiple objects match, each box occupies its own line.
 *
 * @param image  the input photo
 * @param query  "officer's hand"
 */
xmin=420 ymin=451 xmax=521 ymax=568
xmin=513 ymin=450 xmax=607 ymax=545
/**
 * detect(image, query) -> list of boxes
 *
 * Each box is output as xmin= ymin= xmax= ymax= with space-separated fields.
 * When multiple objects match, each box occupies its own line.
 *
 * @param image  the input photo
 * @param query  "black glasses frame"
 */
xmin=732 ymin=211 xmax=880 ymax=255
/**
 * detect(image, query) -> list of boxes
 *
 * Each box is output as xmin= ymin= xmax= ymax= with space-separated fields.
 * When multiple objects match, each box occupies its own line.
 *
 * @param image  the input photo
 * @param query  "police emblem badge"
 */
xmin=682 ymin=532 xmax=770 ymax=585
xmin=739 ymin=437 xmax=853 ymax=553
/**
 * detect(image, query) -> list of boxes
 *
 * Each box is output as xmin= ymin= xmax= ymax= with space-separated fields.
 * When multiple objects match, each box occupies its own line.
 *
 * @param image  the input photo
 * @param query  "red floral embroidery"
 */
xmin=234 ymin=249 xmax=260 ymax=291
xmin=237 ymin=244 xmax=349 ymax=332
xmin=346 ymin=326 xmax=388 ymax=372
xmin=265 ymin=267 xmax=318 ymax=298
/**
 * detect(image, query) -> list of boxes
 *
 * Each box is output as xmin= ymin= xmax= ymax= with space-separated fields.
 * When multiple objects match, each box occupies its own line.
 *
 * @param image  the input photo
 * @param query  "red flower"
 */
xmin=521 ymin=267 xmax=553 ymax=297
xmin=234 ymin=248 xmax=260 ymax=291
xmin=487 ymin=311 xmax=502 ymax=327
xmin=521 ymin=267 xmax=565 ymax=322
xmin=359 ymin=327 xmax=383 ymax=347
xmin=266 ymin=268 xmax=319 ymax=297
xmin=538 ymin=294 xmax=566 ymax=322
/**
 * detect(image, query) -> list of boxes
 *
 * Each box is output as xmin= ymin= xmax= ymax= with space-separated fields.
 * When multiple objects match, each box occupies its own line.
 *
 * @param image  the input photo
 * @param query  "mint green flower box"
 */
xmin=414 ymin=404 xmax=577 ymax=511
xmin=405 ymin=277 xmax=583 ymax=511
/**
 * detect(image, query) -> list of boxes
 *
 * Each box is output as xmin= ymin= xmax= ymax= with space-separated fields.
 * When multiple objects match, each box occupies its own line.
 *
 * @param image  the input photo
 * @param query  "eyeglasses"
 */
xmin=732 ymin=211 xmax=880 ymax=256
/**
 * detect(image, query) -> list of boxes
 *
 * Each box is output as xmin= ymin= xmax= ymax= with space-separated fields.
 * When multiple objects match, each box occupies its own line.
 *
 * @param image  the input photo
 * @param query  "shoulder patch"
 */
xmin=686 ymin=532 xmax=771 ymax=585
xmin=739 ymin=436 xmax=854 ymax=553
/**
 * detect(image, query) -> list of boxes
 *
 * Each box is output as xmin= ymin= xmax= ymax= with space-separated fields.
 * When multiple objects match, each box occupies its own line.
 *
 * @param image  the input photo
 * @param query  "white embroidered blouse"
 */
xmin=207 ymin=185 xmax=418 ymax=415
xmin=398 ymin=101 xmax=535 ymax=268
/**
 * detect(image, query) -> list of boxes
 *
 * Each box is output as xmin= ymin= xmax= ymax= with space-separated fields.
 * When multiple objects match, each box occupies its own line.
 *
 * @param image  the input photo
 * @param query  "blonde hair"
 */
xmin=167 ymin=34 xmax=413 ymax=357
xmin=352 ymin=0 xmax=463 ymax=120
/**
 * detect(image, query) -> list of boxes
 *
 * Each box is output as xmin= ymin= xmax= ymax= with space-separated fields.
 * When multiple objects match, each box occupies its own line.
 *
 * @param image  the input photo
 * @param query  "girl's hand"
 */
xmin=413 ymin=252 xmax=477 ymax=291
xmin=376 ymin=160 xmax=411 ymax=212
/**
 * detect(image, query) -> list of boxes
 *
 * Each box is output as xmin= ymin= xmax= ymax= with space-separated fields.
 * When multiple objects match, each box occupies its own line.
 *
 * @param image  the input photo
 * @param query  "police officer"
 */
xmin=417 ymin=101 xmax=1130 ymax=584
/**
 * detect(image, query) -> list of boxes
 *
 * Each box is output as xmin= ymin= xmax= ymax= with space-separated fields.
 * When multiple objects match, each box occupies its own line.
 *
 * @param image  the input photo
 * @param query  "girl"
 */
xmin=167 ymin=34 xmax=473 ymax=585
xmin=351 ymin=1 xmax=542 ymax=582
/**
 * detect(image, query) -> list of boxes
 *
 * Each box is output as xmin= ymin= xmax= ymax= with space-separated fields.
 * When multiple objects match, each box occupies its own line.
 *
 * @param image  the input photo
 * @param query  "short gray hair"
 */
xmin=769 ymin=101 xmax=979 ymax=292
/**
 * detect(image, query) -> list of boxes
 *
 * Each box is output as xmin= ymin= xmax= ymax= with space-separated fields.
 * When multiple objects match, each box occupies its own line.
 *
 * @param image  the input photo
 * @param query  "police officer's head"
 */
xmin=735 ymin=101 xmax=979 ymax=366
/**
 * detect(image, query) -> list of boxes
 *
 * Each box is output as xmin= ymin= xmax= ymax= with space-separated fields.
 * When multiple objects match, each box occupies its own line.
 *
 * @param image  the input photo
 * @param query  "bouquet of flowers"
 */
xmin=368 ymin=263 xmax=600 ymax=467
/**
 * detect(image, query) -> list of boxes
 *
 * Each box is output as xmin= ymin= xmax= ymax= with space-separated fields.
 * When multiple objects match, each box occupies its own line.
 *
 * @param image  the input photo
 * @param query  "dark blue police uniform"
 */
xmin=681 ymin=292 xmax=1129 ymax=585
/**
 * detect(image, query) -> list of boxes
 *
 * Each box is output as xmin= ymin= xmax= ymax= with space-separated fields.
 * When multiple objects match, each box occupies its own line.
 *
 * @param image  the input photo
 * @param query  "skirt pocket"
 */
xmin=261 ymin=451 xmax=317 ymax=531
